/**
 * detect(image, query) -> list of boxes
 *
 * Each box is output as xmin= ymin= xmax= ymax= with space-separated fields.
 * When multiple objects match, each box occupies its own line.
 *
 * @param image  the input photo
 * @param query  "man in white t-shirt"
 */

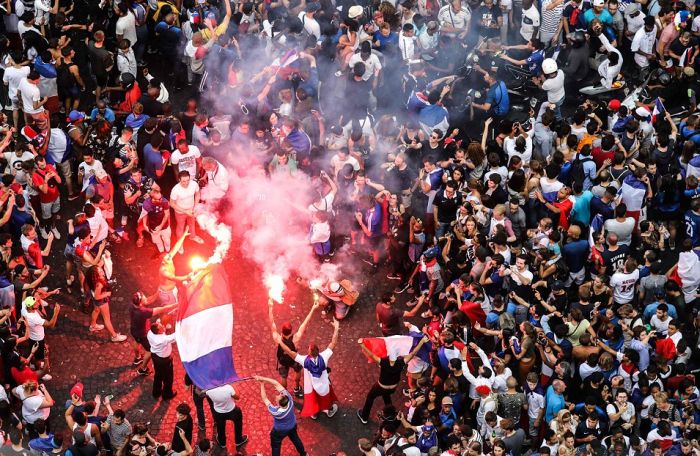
xmin=520 ymin=0 xmax=541 ymax=41
xmin=21 ymin=295 xmax=59 ymax=381
xmin=298 ymin=2 xmax=321 ymax=39
xmin=330 ymin=147 xmax=360 ymax=177
xmin=3 ymin=51 xmax=30 ymax=126
xmin=77 ymin=150 xmax=104 ymax=193
xmin=348 ymin=42 xmax=382 ymax=84
xmin=170 ymin=139 xmax=201 ymax=179
xmin=17 ymin=71 xmax=46 ymax=118
xmin=609 ymin=257 xmax=639 ymax=305
xmin=115 ymin=2 xmax=138 ymax=48
xmin=200 ymin=157 xmax=229 ymax=204
xmin=169 ymin=170 xmax=203 ymax=247
xmin=206 ymin=384 xmax=248 ymax=448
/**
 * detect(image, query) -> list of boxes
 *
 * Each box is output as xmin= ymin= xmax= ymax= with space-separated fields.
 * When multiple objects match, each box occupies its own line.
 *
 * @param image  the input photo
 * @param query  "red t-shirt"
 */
xmin=591 ymin=147 xmax=615 ymax=170
xmin=32 ymin=165 xmax=59 ymax=203
xmin=11 ymin=366 xmax=38 ymax=385
xmin=553 ymin=198 xmax=573 ymax=230
xmin=25 ymin=242 xmax=43 ymax=269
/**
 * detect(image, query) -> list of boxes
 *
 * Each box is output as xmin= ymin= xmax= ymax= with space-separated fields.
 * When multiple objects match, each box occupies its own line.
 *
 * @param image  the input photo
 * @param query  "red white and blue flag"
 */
xmin=361 ymin=332 xmax=432 ymax=363
xmin=652 ymin=98 xmax=665 ymax=122
xmin=175 ymin=266 xmax=239 ymax=390
xmin=618 ymin=174 xmax=647 ymax=212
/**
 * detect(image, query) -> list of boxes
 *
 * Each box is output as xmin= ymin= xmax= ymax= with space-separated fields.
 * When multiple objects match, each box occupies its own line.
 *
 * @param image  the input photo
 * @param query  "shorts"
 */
xmin=132 ymin=334 xmax=151 ymax=351
xmin=40 ymin=199 xmax=60 ymax=220
xmin=31 ymin=339 xmax=46 ymax=361
xmin=277 ymin=363 xmax=301 ymax=377
xmin=93 ymin=297 xmax=110 ymax=308
xmin=158 ymin=288 xmax=178 ymax=306
xmin=8 ymin=97 xmax=19 ymax=110
xmin=64 ymin=243 xmax=75 ymax=260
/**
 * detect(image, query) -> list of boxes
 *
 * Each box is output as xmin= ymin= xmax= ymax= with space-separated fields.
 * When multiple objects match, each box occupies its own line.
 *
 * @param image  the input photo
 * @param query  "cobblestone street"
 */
xmin=40 ymin=232 xmax=395 ymax=455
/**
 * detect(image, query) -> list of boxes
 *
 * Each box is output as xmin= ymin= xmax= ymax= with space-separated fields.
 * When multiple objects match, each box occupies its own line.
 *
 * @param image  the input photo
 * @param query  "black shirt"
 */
xmin=433 ymin=190 xmax=463 ymax=223
xmin=129 ymin=306 xmax=153 ymax=339
xmin=475 ymin=3 xmax=501 ymax=38
xmin=602 ymin=245 xmax=630 ymax=274
xmin=378 ymin=357 xmax=406 ymax=386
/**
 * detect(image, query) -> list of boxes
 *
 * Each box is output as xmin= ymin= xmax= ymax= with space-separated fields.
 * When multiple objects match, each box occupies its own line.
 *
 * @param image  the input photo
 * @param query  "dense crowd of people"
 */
xmin=0 ymin=0 xmax=697 ymax=453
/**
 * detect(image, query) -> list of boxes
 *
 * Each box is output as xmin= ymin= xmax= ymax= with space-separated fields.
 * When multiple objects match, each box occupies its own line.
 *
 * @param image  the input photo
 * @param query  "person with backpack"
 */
xmin=571 ymin=144 xmax=597 ymax=192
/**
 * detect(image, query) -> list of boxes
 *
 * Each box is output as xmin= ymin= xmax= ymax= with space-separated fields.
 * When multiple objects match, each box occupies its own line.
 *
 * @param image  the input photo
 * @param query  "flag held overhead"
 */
xmin=175 ymin=266 xmax=239 ymax=390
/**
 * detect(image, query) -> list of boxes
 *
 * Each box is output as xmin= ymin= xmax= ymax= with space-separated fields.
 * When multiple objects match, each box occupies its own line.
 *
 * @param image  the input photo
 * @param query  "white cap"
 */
xmin=593 ymin=0 xmax=604 ymax=6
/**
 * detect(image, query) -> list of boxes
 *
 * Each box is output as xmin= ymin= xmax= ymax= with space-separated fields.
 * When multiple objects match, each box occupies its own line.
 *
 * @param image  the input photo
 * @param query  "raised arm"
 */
xmin=328 ymin=319 xmax=340 ymax=351
xmin=404 ymin=336 xmax=429 ymax=363
xmin=358 ymin=338 xmax=381 ymax=363
xmin=168 ymin=226 xmax=189 ymax=258
xmin=294 ymin=299 xmax=321 ymax=345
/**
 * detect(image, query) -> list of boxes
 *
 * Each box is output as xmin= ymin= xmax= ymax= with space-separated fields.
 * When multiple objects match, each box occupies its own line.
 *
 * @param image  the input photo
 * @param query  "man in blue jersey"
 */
xmin=685 ymin=198 xmax=700 ymax=248
xmin=498 ymin=38 xmax=546 ymax=78
xmin=254 ymin=375 xmax=307 ymax=456
xmin=471 ymin=68 xmax=510 ymax=119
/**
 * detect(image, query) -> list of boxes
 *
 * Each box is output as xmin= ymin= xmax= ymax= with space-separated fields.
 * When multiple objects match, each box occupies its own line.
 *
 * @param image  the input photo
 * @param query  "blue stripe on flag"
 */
xmin=182 ymin=346 xmax=240 ymax=390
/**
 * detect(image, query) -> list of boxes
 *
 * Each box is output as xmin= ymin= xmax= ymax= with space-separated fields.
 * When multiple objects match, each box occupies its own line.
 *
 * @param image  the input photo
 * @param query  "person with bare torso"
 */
xmin=157 ymin=227 xmax=193 ymax=306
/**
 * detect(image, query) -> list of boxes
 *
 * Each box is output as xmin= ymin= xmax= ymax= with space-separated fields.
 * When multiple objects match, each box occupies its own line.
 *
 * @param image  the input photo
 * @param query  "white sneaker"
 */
xmin=41 ymin=374 xmax=52 ymax=381
xmin=39 ymin=227 xmax=49 ymax=239
xmin=326 ymin=403 xmax=338 ymax=418
xmin=89 ymin=324 xmax=105 ymax=332
xmin=111 ymin=334 xmax=127 ymax=342
xmin=191 ymin=235 xmax=204 ymax=244
xmin=50 ymin=227 xmax=61 ymax=239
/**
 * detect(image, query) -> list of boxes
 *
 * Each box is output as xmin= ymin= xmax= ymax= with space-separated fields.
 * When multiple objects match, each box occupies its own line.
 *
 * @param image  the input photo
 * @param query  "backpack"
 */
xmin=570 ymin=156 xmax=593 ymax=188
xmin=498 ymin=311 xmax=516 ymax=332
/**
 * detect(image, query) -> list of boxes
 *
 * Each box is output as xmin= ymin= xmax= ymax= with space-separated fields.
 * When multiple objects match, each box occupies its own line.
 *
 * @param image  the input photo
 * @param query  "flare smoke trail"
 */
xmin=218 ymin=160 xmax=339 ymax=302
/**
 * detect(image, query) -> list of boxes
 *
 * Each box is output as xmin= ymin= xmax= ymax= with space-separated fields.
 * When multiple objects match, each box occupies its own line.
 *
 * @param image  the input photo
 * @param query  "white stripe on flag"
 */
xmin=176 ymin=304 xmax=233 ymax=363
xmin=384 ymin=335 xmax=416 ymax=357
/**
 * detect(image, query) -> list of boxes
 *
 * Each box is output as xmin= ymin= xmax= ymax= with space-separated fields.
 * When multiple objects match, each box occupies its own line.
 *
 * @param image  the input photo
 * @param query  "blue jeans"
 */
xmin=270 ymin=426 xmax=306 ymax=456
xmin=435 ymin=222 xmax=450 ymax=238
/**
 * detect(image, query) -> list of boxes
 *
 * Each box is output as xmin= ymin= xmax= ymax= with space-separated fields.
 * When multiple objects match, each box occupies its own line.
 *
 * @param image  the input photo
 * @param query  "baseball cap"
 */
xmin=608 ymin=99 xmax=621 ymax=111
xmin=23 ymin=296 xmax=37 ymax=309
xmin=95 ymin=168 xmax=109 ymax=180
xmin=592 ymin=0 xmax=604 ymax=6
xmin=441 ymin=396 xmax=453 ymax=405
xmin=68 ymin=111 xmax=85 ymax=122
xmin=70 ymin=382 xmax=84 ymax=398
xmin=307 ymin=2 xmax=321 ymax=11
xmin=624 ymin=3 xmax=640 ymax=15
xmin=551 ymin=280 xmax=565 ymax=290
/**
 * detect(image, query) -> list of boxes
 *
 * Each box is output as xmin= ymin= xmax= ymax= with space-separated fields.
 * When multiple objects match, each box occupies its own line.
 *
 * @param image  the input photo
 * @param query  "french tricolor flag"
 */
xmin=361 ymin=333 xmax=431 ymax=363
xmin=618 ymin=174 xmax=647 ymax=212
xmin=175 ymin=266 xmax=239 ymax=390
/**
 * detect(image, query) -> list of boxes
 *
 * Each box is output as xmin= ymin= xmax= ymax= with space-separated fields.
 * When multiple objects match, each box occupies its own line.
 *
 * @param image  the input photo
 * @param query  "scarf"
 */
xmin=304 ymin=355 xmax=326 ymax=378
xmin=678 ymin=251 xmax=700 ymax=289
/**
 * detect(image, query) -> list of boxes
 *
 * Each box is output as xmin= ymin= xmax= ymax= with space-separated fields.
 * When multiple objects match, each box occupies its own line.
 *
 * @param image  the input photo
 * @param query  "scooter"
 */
xmin=579 ymin=78 xmax=626 ymax=97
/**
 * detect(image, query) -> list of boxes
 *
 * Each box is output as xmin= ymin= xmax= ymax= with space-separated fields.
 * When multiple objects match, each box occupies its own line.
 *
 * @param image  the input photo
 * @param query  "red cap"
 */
xmin=70 ymin=383 xmax=84 ymax=398
xmin=608 ymin=99 xmax=621 ymax=111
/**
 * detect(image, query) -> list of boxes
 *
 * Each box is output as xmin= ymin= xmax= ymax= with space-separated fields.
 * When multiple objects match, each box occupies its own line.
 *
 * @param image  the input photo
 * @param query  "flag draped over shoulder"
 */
xmin=175 ymin=266 xmax=239 ymax=389
xmin=361 ymin=333 xmax=432 ymax=364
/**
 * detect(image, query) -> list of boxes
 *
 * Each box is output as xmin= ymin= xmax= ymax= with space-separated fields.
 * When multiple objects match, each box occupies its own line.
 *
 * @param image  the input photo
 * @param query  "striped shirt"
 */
xmin=267 ymin=390 xmax=296 ymax=431
xmin=106 ymin=415 xmax=132 ymax=449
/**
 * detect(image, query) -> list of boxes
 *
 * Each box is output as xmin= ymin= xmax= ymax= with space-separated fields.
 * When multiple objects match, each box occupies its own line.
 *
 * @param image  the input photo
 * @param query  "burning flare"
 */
xmin=265 ymin=274 xmax=285 ymax=303
xmin=189 ymin=255 xmax=208 ymax=272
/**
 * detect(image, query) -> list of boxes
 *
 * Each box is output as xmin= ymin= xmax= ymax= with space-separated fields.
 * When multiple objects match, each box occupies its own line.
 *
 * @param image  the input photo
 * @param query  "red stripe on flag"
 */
xmin=178 ymin=266 xmax=232 ymax=321
xmin=362 ymin=338 xmax=388 ymax=362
